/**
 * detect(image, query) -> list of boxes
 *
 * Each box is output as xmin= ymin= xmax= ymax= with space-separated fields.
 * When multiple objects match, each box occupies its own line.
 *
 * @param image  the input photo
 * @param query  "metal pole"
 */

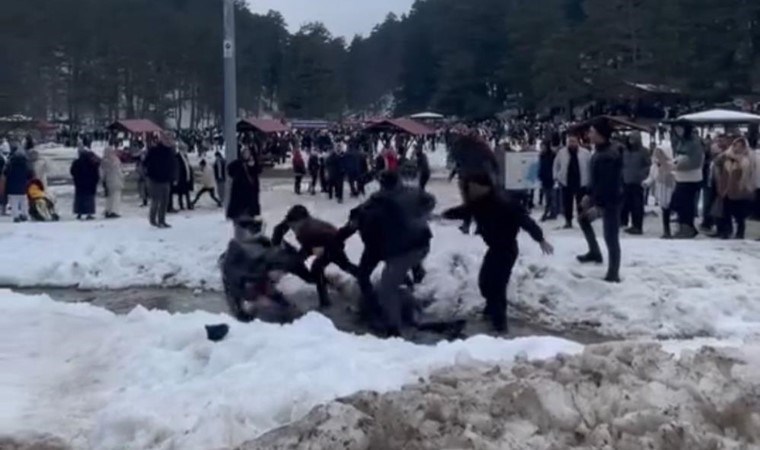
xmin=222 ymin=0 xmax=238 ymax=208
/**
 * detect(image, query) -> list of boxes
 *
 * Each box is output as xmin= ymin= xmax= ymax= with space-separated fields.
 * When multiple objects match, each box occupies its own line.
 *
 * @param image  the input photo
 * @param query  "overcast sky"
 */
xmin=248 ymin=0 xmax=415 ymax=38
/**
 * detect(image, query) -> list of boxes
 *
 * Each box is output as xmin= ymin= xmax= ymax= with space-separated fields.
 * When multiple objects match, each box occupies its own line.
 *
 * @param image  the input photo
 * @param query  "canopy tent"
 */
xmin=363 ymin=118 xmax=434 ymax=136
xmin=409 ymin=111 xmax=444 ymax=120
xmin=672 ymin=109 xmax=760 ymax=125
xmin=108 ymin=119 xmax=164 ymax=134
xmin=237 ymin=118 xmax=290 ymax=134
xmin=289 ymin=119 xmax=332 ymax=130
xmin=568 ymin=115 xmax=654 ymax=135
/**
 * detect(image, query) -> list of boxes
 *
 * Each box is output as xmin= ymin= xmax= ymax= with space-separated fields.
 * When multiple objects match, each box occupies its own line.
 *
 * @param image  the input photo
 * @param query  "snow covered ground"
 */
xmin=1 ymin=180 xmax=760 ymax=340
xmin=3 ymin=172 xmax=760 ymax=448
xmin=0 ymin=291 xmax=581 ymax=450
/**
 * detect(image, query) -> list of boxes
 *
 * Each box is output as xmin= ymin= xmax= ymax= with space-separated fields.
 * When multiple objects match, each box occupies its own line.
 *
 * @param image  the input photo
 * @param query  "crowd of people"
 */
xmin=3 ymin=111 xmax=760 ymax=337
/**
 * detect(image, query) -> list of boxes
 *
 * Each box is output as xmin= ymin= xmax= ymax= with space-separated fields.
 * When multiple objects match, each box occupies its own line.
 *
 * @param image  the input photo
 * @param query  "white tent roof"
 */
xmin=409 ymin=111 xmax=444 ymax=120
xmin=676 ymin=109 xmax=760 ymax=124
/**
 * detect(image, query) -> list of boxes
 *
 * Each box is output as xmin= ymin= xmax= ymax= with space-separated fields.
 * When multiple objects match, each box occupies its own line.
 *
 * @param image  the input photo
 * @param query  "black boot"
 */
xmin=577 ymin=253 xmax=603 ymax=264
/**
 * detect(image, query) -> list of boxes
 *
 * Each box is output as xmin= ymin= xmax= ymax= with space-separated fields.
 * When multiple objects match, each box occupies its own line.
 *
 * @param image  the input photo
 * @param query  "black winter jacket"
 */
xmin=588 ymin=142 xmax=623 ymax=208
xmin=70 ymin=152 xmax=101 ymax=195
xmin=144 ymin=143 xmax=177 ymax=183
xmin=443 ymin=189 xmax=544 ymax=252
xmin=226 ymin=159 xmax=261 ymax=220
xmin=338 ymin=186 xmax=436 ymax=259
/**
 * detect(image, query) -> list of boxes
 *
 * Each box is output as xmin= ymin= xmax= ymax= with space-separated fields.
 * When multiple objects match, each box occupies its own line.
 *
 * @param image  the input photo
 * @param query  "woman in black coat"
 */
xmin=172 ymin=148 xmax=195 ymax=210
xmin=70 ymin=147 xmax=101 ymax=220
xmin=227 ymin=145 xmax=262 ymax=227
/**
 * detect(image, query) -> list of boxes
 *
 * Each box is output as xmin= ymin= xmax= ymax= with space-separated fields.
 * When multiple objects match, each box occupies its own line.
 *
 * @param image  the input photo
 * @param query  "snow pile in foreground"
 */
xmin=0 ymin=291 xmax=581 ymax=450
xmin=247 ymin=342 xmax=760 ymax=450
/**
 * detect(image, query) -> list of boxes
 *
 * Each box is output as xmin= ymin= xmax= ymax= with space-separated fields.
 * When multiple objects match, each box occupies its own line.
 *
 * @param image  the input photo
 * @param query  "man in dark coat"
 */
xmin=171 ymin=146 xmax=195 ymax=211
xmin=344 ymin=146 xmax=362 ymax=197
xmin=272 ymin=205 xmax=360 ymax=308
xmin=227 ymin=145 xmax=262 ymax=237
xmin=325 ymin=149 xmax=345 ymax=203
xmin=415 ymin=144 xmax=431 ymax=192
xmin=307 ymin=151 xmax=320 ymax=195
xmin=70 ymin=146 xmax=101 ymax=221
xmin=620 ymin=131 xmax=651 ymax=235
xmin=538 ymin=142 xmax=557 ymax=222
xmin=336 ymin=171 xmax=436 ymax=336
xmin=443 ymin=172 xmax=553 ymax=333
xmin=213 ymin=151 xmax=227 ymax=204
xmin=144 ymin=135 xmax=178 ymax=228
xmin=4 ymin=148 xmax=32 ymax=222
xmin=577 ymin=118 xmax=624 ymax=283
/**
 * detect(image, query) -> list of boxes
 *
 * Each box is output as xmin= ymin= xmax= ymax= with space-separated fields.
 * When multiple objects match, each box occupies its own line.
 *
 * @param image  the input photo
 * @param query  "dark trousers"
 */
xmin=309 ymin=172 xmax=318 ymax=194
xmin=169 ymin=191 xmax=192 ymax=211
xmin=721 ymin=198 xmax=751 ymax=238
xmin=541 ymin=186 xmax=559 ymax=219
xmin=149 ymin=181 xmax=171 ymax=225
xmin=319 ymin=169 xmax=328 ymax=192
xmin=378 ymin=246 xmax=430 ymax=331
xmin=419 ymin=172 xmax=430 ymax=192
xmin=192 ymin=187 xmax=221 ymax=207
xmin=355 ymin=250 xmax=425 ymax=327
xmin=661 ymin=208 xmax=672 ymax=237
xmin=701 ymin=184 xmax=716 ymax=228
xmin=294 ymin=175 xmax=303 ymax=194
xmin=672 ymin=182 xmax=701 ymax=228
xmin=330 ymin=177 xmax=344 ymax=202
xmin=580 ymin=205 xmax=622 ymax=279
xmin=479 ymin=248 xmax=517 ymax=332
xmin=621 ymin=184 xmax=645 ymax=230
xmin=311 ymin=244 xmax=360 ymax=307
xmin=562 ymin=185 xmax=584 ymax=226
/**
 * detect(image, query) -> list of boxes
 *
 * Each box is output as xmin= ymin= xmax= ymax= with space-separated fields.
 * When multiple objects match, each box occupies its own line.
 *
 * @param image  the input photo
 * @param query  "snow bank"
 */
xmin=420 ymin=222 xmax=760 ymax=339
xmin=247 ymin=342 xmax=760 ymax=450
xmin=0 ymin=291 xmax=581 ymax=450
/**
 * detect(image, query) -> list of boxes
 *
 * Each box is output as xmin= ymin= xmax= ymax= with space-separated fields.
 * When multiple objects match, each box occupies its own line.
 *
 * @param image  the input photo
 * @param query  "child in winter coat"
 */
xmin=644 ymin=147 xmax=676 ymax=239
xmin=192 ymin=160 xmax=222 ymax=208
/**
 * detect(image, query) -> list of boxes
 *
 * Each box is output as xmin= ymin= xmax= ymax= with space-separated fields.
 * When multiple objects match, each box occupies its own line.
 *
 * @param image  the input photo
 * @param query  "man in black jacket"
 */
xmin=577 ymin=118 xmax=624 ymax=283
xmin=144 ymin=134 xmax=178 ymax=228
xmin=443 ymin=172 xmax=553 ymax=333
xmin=336 ymin=171 xmax=436 ymax=335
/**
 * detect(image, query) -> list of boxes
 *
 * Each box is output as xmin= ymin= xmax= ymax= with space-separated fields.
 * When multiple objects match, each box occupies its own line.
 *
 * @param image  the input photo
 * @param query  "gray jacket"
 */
xmin=622 ymin=145 xmax=651 ymax=185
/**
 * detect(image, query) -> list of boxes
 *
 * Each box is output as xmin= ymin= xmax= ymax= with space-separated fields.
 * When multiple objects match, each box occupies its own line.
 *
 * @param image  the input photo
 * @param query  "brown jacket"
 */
xmin=715 ymin=150 xmax=755 ymax=200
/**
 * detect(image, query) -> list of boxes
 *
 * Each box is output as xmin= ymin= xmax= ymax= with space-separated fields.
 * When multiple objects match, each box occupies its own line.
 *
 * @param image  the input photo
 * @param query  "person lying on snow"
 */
xmin=271 ymin=204 xmax=360 ymax=308
xmin=27 ymin=179 xmax=60 ymax=222
xmin=219 ymin=216 xmax=305 ymax=324
xmin=335 ymin=170 xmax=436 ymax=337
xmin=442 ymin=171 xmax=553 ymax=333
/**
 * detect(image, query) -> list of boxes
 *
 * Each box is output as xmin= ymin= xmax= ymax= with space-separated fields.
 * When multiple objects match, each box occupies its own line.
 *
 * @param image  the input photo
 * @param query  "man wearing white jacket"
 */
xmin=553 ymin=135 xmax=592 ymax=228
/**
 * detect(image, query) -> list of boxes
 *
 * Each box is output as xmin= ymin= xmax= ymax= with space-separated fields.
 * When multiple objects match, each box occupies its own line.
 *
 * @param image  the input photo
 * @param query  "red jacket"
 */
xmin=292 ymin=150 xmax=306 ymax=174
xmin=384 ymin=151 xmax=399 ymax=172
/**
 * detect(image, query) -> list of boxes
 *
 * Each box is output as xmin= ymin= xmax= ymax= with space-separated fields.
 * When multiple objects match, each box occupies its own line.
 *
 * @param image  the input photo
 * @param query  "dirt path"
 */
xmin=19 ymin=287 xmax=608 ymax=345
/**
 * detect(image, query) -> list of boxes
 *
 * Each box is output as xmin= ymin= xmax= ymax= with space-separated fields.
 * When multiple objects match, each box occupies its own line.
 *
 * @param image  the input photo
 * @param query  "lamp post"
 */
xmin=222 ymin=0 xmax=238 ymax=204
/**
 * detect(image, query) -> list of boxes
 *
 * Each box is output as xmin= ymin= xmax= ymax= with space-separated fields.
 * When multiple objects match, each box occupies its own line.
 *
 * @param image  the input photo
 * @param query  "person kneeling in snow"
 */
xmin=271 ymin=205 xmax=360 ymax=308
xmin=443 ymin=172 xmax=553 ymax=333
xmin=219 ymin=217 xmax=305 ymax=324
